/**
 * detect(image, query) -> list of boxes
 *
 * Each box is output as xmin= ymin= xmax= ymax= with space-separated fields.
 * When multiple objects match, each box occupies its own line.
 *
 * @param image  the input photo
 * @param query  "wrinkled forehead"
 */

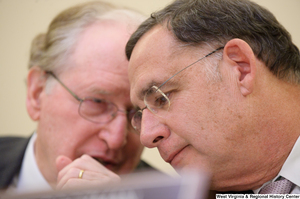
xmin=128 ymin=25 xmax=182 ymax=102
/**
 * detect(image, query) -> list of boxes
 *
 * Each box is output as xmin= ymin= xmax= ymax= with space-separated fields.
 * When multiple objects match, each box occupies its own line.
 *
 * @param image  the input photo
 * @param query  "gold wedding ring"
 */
xmin=78 ymin=170 xmax=85 ymax=179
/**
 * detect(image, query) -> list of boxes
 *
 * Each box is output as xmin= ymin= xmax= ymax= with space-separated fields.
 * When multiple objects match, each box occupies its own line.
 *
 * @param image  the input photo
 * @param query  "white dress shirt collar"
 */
xmin=15 ymin=133 xmax=52 ymax=194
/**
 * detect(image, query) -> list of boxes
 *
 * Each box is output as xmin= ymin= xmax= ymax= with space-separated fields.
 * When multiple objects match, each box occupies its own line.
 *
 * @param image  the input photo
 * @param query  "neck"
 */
xmin=215 ymin=75 xmax=300 ymax=192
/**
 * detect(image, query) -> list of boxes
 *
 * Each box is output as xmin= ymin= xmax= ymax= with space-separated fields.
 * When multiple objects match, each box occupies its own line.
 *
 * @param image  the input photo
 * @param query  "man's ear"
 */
xmin=223 ymin=38 xmax=256 ymax=96
xmin=26 ymin=67 xmax=46 ymax=121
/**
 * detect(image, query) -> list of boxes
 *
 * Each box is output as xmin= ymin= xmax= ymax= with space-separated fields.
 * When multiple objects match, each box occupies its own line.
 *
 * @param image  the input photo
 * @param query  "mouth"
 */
xmin=165 ymin=145 xmax=189 ymax=165
xmin=92 ymin=157 xmax=118 ymax=169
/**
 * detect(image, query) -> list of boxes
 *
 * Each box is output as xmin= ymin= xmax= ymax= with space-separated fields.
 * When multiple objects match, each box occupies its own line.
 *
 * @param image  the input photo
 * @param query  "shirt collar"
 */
xmin=253 ymin=135 xmax=300 ymax=193
xmin=279 ymin=135 xmax=300 ymax=186
xmin=16 ymin=132 xmax=52 ymax=194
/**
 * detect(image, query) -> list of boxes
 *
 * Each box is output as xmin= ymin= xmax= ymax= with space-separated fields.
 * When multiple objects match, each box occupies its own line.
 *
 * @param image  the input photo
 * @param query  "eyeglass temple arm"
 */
xmin=45 ymin=71 xmax=83 ymax=102
xmin=158 ymin=46 xmax=224 ymax=89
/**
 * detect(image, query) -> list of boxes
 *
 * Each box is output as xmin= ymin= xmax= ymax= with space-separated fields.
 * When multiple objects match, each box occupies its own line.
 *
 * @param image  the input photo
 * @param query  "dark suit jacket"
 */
xmin=0 ymin=136 xmax=155 ymax=190
xmin=0 ymin=137 xmax=30 ymax=189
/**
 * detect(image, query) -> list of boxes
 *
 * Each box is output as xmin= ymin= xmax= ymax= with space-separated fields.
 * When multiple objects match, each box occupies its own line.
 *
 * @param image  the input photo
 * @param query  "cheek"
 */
xmin=166 ymin=89 xmax=229 ymax=153
xmin=40 ymin=89 xmax=79 ymax=122
xmin=41 ymin=90 xmax=89 ymax=133
xmin=167 ymin=91 xmax=208 ymax=138
xmin=38 ymin=97 xmax=99 ymax=158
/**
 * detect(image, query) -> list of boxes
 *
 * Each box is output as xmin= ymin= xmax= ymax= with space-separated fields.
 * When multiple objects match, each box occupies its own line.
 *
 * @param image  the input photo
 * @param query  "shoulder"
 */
xmin=0 ymin=136 xmax=29 ymax=142
xmin=0 ymin=136 xmax=30 ymax=163
xmin=0 ymin=136 xmax=29 ymax=151
xmin=0 ymin=136 xmax=30 ymax=189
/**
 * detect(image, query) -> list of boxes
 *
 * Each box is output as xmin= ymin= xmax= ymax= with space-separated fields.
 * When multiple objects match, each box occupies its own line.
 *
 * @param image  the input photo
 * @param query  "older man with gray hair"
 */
xmin=0 ymin=1 xmax=152 ymax=195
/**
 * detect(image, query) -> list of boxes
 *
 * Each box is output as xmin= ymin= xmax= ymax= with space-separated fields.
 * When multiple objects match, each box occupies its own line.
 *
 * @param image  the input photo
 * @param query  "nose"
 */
xmin=98 ymin=112 xmax=128 ymax=150
xmin=140 ymin=109 xmax=170 ymax=148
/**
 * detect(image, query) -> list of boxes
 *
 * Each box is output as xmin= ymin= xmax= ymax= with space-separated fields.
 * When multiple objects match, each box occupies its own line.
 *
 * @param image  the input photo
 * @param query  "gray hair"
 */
xmin=29 ymin=1 xmax=145 ymax=74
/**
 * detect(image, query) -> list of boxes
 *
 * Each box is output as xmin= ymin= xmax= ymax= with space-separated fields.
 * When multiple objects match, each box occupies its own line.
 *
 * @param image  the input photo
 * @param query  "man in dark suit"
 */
xmin=0 ymin=1 xmax=153 ymax=195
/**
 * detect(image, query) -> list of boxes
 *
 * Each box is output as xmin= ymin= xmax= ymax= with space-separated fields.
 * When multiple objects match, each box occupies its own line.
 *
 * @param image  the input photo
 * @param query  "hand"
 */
xmin=56 ymin=154 xmax=121 ymax=190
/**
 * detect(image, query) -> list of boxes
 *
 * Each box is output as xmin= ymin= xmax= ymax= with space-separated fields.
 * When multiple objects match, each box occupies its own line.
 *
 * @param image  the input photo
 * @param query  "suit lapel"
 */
xmin=0 ymin=137 xmax=30 ymax=189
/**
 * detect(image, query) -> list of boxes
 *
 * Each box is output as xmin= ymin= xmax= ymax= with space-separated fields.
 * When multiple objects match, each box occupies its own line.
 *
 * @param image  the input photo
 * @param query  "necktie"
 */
xmin=259 ymin=177 xmax=294 ymax=194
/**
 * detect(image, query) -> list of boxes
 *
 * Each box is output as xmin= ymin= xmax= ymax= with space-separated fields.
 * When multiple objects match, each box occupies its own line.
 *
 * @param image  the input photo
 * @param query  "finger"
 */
xmin=56 ymin=155 xmax=72 ymax=172
xmin=78 ymin=155 xmax=116 ymax=175
xmin=56 ymin=155 xmax=98 ymax=189
xmin=59 ymin=171 xmax=121 ymax=190
xmin=57 ymin=168 xmax=119 ymax=190
xmin=57 ymin=167 xmax=121 ymax=190
xmin=56 ymin=167 xmax=81 ymax=190
xmin=60 ymin=178 xmax=104 ymax=190
xmin=56 ymin=155 xmax=72 ymax=182
xmin=56 ymin=154 xmax=121 ymax=190
xmin=62 ymin=154 xmax=108 ymax=173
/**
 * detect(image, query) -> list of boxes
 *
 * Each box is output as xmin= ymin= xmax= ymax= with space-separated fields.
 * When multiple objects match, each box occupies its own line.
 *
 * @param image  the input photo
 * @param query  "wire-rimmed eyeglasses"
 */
xmin=131 ymin=47 xmax=224 ymax=133
xmin=45 ymin=71 xmax=136 ymax=125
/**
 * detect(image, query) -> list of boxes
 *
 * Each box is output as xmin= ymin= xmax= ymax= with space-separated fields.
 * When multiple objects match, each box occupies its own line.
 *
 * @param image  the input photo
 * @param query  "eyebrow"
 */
xmin=136 ymin=77 xmax=177 ymax=103
xmin=137 ymin=81 xmax=157 ymax=100
xmin=89 ymin=87 xmax=111 ymax=95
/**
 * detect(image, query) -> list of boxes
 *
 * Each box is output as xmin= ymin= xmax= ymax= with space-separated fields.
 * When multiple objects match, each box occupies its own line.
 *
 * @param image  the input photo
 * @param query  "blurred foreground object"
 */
xmin=2 ymin=170 xmax=210 ymax=199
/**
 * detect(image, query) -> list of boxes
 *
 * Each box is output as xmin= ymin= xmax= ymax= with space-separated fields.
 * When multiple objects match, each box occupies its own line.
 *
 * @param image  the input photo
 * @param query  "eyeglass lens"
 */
xmin=79 ymin=98 xmax=119 ymax=123
xmin=132 ymin=86 xmax=170 ymax=133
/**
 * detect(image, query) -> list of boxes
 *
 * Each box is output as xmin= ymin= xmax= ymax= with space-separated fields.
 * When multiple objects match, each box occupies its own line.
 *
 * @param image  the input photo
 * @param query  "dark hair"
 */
xmin=126 ymin=0 xmax=300 ymax=83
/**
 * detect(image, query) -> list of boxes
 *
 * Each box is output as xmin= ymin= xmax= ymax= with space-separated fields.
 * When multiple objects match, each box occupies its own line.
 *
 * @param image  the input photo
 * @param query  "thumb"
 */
xmin=56 ymin=155 xmax=72 ymax=173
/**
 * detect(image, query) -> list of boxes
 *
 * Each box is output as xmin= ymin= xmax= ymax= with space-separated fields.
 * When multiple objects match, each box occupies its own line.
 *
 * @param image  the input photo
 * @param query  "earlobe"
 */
xmin=26 ymin=67 xmax=46 ymax=121
xmin=223 ymin=39 xmax=256 ymax=96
